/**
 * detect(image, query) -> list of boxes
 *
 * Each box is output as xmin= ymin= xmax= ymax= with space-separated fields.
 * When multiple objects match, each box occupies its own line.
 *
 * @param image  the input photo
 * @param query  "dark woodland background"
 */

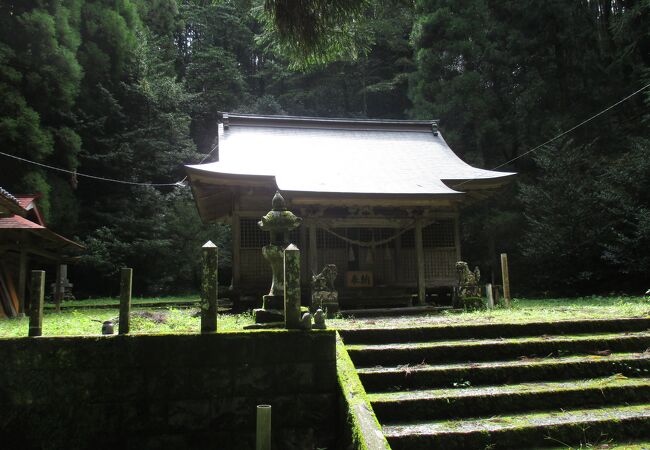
xmin=1 ymin=0 xmax=648 ymax=297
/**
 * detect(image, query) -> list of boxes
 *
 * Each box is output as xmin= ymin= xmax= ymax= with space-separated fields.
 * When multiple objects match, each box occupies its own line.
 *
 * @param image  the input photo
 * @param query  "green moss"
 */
xmin=336 ymin=332 xmax=391 ymax=450
xmin=330 ymin=296 xmax=650 ymax=330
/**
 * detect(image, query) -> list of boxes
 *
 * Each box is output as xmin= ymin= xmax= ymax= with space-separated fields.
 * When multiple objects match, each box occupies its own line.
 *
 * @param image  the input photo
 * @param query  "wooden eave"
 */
xmin=187 ymin=170 xmax=465 ymax=223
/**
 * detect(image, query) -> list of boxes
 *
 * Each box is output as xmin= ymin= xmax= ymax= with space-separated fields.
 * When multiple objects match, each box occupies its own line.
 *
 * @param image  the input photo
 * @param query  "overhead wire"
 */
xmin=0 ymin=140 xmax=219 ymax=188
xmin=453 ymin=82 xmax=650 ymax=189
xmin=1 ymin=84 xmax=648 ymax=189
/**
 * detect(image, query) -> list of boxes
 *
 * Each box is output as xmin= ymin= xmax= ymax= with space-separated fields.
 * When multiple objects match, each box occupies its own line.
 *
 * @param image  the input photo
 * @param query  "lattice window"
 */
xmin=317 ymin=228 xmax=346 ymax=249
xmin=400 ymin=220 xmax=455 ymax=248
xmin=401 ymin=229 xmax=415 ymax=248
xmin=241 ymin=218 xmax=269 ymax=248
xmin=425 ymin=248 xmax=457 ymax=282
xmin=241 ymin=218 xmax=299 ymax=248
xmin=423 ymin=220 xmax=455 ymax=247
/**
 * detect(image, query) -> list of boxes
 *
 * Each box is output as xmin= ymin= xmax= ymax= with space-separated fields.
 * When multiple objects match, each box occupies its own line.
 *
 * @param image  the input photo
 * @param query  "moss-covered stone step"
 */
xmin=370 ymin=376 xmax=650 ymax=423
xmin=358 ymin=352 xmax=650 ymax=392
xmin=347 ymin=331 xmax=650 ymax=367
xmin=383 ymin=403 xmax=650 ymax=450
xmin=339 ymin=317 xmax=650 ymax=345
xmin=549 ymin=440 xmax=650 ymax=449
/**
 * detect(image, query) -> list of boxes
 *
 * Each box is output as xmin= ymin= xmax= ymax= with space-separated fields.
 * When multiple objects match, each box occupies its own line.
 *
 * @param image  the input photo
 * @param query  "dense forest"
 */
xmin=0 ymin=0 xmax=648 ymax=296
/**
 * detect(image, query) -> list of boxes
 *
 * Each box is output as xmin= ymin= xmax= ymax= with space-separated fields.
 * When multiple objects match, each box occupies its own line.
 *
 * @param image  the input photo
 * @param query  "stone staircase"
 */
xmin=339 ymin=318 xmax=650 ymax=449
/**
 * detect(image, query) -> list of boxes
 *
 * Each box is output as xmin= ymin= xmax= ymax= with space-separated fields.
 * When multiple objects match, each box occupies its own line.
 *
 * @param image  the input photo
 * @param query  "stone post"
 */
xmin=500 ymin=253 xmax=511 ymax=307
xmin=119 ymin=268 xmax=133 ymax=334
xmin=28 ymin=270 xmax=45 ymax=337
xmin=201 ymin=241 xmax=218 ymax=333
xmin=284 ymin=244 xmax=301 ymax=329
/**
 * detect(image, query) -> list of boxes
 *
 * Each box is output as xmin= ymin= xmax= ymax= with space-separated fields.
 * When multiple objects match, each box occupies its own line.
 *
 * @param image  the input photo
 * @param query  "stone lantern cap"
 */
xmin=258 ymin=191 xmax=302 ymax=233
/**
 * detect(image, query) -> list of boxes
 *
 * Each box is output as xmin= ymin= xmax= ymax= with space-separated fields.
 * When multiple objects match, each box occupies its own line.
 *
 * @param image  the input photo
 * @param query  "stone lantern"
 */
xmin=254 ymin=191 xmax=302 ymax=323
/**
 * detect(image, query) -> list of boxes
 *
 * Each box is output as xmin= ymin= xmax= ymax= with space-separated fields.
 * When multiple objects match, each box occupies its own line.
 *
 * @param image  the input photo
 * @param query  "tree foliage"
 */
xmin=411 ymin=0 xmax=650 ymax=293
xmin=1 ymin=0 xmax=649 ymax=296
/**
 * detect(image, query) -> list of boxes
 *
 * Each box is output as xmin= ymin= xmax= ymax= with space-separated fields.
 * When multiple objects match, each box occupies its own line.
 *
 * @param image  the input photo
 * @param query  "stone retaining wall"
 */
xmin=0 ymin=330 xmax=337 ymax=450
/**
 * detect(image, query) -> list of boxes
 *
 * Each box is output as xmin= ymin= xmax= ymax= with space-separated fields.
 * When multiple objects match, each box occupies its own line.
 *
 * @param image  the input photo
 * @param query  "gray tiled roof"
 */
xmin=0 ymin=186 xmax=20 ymax=205
xmin=187 ymin=116 xmax=514 ymax=195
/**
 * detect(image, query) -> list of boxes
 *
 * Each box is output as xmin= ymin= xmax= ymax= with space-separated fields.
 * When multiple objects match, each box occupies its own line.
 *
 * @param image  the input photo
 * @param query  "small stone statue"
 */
xmin=300 ymin=312 xmax=313 ymax=330
xmin=313 ymin=308 xmax=326 ymax=329
xmin=101 ymin=320 xmax=114 ymax=335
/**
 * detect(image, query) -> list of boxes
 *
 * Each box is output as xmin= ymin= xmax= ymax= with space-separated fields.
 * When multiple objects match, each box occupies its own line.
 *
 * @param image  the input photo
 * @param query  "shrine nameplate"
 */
xmin=346 ymin=271 xmax=373 ymax=288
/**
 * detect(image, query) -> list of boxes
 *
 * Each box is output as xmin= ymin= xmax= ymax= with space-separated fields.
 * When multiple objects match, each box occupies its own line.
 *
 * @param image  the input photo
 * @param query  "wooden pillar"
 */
xmin=18 ymin=250 xmax=28 ymax=315
xmin=231 ymin=201 xmax=241 ymax=291
xmin=54 ymin=263 xmax=63 ymax=312
xmin=309 ymin=224 xmax=318 ymax=276
xmin=201 ymin=241 xmax=218 ymax=333
xmin=28 ymin=270 xmax=45 ymax=337
xmin=119 ymin=268 xmax=133 ymax=334
xmin=283 ymin=244 xmax=301 ymax=329
xmin=394 ymin=230 xmax=402 ymax=283
xmin=299 ymin=222 xmax=308 ymax=284
xmin=414 ymin=219 xmax=426 ymax=305
xmin=454 ymin=212 xmax=462 ymax=262
xmin=500 ymin=253 xmax=511 ymax=306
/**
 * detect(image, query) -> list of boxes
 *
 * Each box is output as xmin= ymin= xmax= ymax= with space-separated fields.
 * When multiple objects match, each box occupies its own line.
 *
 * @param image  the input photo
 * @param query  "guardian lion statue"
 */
xmin=456 ymin=261 xmax=481 ymax=298
xmin=312 ymin=264 xmax=338 ymax=292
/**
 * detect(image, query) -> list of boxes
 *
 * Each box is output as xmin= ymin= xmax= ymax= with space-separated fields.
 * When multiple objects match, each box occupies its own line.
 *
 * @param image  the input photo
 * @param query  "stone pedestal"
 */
xmin=254 ymin=244 xmax=286 ymax=324
xmin=252 ymin=192 xmax=302 ymax=325
xmin=311 ymin=291 xmax=339 ymax=317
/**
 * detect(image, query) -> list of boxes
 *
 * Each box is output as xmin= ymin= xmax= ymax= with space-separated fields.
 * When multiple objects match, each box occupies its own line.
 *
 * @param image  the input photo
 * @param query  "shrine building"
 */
xmin=185 ymin=113 xmax=514 ymax=308
xmin=0 ymin=187 xmax=83 ymax=316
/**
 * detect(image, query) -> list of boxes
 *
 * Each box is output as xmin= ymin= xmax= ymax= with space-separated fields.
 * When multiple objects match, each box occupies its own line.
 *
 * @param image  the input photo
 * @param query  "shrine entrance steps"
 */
xmin=338 ymin=317 xmax=650 ymax=449
xmin=339 ymin=305 xmax=454 ymax=318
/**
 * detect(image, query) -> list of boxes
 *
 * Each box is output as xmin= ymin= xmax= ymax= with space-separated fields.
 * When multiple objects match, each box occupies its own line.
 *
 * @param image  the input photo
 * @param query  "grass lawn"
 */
xmin=328 ymin=296 xmax=650 ymax=329
xmin=43 ymin=296 xmax=200 ymax=309
xmin=0 ymin=307 xmax=253 ymax=338
xmin=0 ymin=296 xmax=648 ymax=338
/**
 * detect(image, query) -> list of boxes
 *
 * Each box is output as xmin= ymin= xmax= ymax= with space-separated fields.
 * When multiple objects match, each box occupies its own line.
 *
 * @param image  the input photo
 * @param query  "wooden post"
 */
xmin=394 ymin=230 xmax=402 ymax=283
xmin=18 ymin=250 xmax=28 ymax=315
xmin=414 ymin=219 xmax=426 ymax=305
xmin=500 ymin=253 xmax=511 ymax=306
xmin=231 ymin=211 xmax=241 ymax=291
xmin=299 ymin=222 xmax=308 ymax=284
xmin=454 ymin=212 xmax=462 ymax=262
xmin=309 ymin=224 xmax=318 ymax=276
xmin=256 ymin=404 xmax=271 ymax=450
xmin=284 ymin=244 xmax=301 ymax=329
xmin=486 ymin=283 xmax=494 ymax=309
xmin=54 ymin=263 xmax=63 ymax=312
xmin=201 ymin=241 xmax=218 ymax=333
xmin=119 ymin=268 xmax=133 ymax=334
xmin=28 ymin=270 xmax=45 ymax=337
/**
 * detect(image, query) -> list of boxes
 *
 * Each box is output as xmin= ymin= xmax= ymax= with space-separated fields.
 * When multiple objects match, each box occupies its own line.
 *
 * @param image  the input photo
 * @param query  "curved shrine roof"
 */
xmin=186 ymin=114 xmax=515 ymax=196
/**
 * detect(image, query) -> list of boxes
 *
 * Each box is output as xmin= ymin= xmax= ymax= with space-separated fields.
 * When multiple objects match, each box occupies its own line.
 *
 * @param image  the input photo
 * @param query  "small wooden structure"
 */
xmin=0 ymin=187 xmax=83 ymax=316
xmin=185 ymin=114 xmax=514 ymax=308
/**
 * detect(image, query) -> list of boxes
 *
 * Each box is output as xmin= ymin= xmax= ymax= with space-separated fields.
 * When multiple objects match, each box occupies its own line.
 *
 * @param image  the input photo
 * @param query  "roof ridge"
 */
xmin=0 ymin=186 xmax=20 ymax=206
xmin=219 ymin=112 xmax=439 ymax=133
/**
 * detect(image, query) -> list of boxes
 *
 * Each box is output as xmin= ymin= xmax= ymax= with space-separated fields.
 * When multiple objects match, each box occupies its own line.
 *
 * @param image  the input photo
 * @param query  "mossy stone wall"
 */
xmin=0 ymin=330 xmax=337 ymax=450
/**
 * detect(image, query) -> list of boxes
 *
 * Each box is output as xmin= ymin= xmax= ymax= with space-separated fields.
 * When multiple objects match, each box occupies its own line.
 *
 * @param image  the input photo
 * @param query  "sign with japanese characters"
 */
xmin=345 ymin=271 xmax=373 ymax=288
